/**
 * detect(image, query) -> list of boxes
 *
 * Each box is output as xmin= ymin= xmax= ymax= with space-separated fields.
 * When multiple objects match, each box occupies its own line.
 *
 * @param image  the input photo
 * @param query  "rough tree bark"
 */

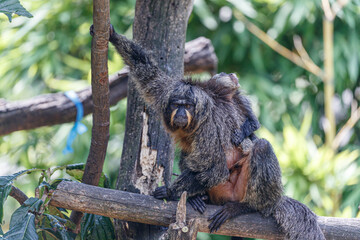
xmin=115 ymin=0 xmax=194 ymax=239
xmin=50 ymin=181 xmax=360 ymax=240
xmin=69 ymin=0 xmax=111 ymax=230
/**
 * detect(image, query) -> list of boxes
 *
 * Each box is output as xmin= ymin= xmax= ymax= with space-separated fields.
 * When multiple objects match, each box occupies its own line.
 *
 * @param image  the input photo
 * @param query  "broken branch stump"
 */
xmin=162 ymin=192 xmax=199 ymax=240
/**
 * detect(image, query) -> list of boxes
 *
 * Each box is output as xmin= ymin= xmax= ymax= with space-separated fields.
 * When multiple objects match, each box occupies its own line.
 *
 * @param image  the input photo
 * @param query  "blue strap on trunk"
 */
xmin=63 ymin=90 xmax=87 ymax=154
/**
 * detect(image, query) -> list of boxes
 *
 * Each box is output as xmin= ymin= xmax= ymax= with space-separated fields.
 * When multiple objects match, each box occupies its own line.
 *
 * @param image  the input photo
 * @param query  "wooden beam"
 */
xmin=50 ymin=181 xmax=360 ymax=240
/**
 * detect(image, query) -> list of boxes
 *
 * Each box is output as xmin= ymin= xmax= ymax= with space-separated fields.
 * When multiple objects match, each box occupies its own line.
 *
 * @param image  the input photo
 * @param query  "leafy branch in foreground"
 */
xmin=0 ymin=0 xmax=32 ymax=22
xmin=0 ymin=165 xmax=113 ymax=240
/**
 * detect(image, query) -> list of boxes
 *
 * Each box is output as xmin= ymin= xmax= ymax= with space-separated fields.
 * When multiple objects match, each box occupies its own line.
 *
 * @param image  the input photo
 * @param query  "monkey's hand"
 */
xmin=208 ymin=202 xmax=255 ymax=233
xmin=89 ymin=25 xmax=94 ymax=37
xmin=188 ymin=194 xmax=208 ymax=214
xmin=89 ymin=24 xmax=115 ymax=41
xmin=153 ymin=186 xmax=172 ymax=200
xmin=231 ymin=129 xmax=245 ymax=147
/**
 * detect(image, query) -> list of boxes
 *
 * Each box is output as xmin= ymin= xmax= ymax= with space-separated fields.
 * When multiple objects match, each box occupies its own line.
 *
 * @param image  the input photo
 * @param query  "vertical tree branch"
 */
xmin=322 ymin=2 xmax=336 ymax=147
xmin=70 ymin=0 xmax=110 ymax=231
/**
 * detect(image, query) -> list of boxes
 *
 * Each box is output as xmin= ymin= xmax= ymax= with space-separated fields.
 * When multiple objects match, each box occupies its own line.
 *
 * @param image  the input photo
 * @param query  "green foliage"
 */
xmin=80 ymin=214 xmax=114 ymax=240
xmin=0 ymin=169 xmax=42 ymax=223
xmin=65 ymin=163 xmax=110 ymax=188
xmin=0 ymin=0 xmax=32 ymax=22
xmin=188 ymin=0 xmax=360 ymax=138
xmin=0 ymin=167 xmax=114 ymax=239
xmin=3 ymin=213 xmax=37 ymax=240
xmin=259 ymin=112 xmax=360 ymax=217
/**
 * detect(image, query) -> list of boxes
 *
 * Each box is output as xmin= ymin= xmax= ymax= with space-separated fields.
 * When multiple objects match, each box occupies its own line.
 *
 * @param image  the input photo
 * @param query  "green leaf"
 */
xmin=4 ymin=213 xmax=38 ymax=240
xmin=50 ymin=179 xmax=70 ymax=190
xmin=81 ymin=214 xmax=114 ymax=240
xmin=0 ymin=170 xmax=34 ymax=187
xmin=42 ymin=214 xmax=74 ymax=240
xmin=0 ymin=169 xmax=40 ymax=223
xmin=10 ymin=198 xmax=43 ymax=229
xmin=0 ymin=0 xmax=33 ymax=22
xmin=37 ymin=182 xmax=50 ymax=199
xmin=0 ymin=183 xmax=12 ymax=223
xmin=66 ymin=164 xmax=85 ymax=182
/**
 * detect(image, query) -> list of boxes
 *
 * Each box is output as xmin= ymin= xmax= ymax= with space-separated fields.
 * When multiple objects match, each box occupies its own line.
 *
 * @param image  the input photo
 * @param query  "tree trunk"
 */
xmin=69 ymin=0 xmax=111 ymax=231
xmin=115 ymin=0 xmax=194 ymax=239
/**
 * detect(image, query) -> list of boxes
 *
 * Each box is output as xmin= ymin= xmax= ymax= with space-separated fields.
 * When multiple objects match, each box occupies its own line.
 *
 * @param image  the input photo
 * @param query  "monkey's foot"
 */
xmin=208 ymin=205 xmax=232 ymax=233
xmin=208 ymin=202 xmax=255 ymax=233
xmin=188 ymin=195 xmax=207 ymax=214
xmin=153 ymin=186 xmax=170 ymax=200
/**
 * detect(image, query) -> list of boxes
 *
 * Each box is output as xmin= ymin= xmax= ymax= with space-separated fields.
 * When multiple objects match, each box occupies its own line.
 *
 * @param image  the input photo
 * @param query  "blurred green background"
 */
xmin=1 ymin=0 xmax=359 ymax=239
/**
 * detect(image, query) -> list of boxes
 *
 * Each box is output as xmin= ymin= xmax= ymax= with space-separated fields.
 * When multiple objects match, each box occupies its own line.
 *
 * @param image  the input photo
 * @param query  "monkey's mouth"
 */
xmin=173 ymin=118 xmax=189 ymax=129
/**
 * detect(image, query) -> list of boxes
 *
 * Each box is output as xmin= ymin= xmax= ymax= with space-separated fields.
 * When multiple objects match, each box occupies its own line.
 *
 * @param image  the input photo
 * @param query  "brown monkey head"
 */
xmin=163 ymin=82 xmax=200 ymax=133
xmin=164 ymin=96 xmax=195 ymax=132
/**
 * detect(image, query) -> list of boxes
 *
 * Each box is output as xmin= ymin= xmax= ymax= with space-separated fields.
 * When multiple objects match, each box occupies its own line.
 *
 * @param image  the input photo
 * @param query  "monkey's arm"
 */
xmin=107 ymin=26 xmax=175 ymax=108
xmin=231 ymin=94 xmax=260 ymax=146
xmin=154 ymin=150 xmax=229 ymax=200
xmin=153 ymin=169 xmax=205 ymax=200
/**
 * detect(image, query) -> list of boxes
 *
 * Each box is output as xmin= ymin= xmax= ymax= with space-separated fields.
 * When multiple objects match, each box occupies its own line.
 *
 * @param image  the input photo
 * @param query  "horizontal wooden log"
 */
xmin=50 ymin=181 xmax=360 ymax=240
xmin=0 ymin=37 xmax=217 ymax=136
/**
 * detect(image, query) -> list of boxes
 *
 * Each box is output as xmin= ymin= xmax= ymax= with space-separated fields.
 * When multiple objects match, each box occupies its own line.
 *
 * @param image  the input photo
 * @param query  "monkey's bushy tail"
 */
xmin=272 ymin=196 xmax=325 ymax=240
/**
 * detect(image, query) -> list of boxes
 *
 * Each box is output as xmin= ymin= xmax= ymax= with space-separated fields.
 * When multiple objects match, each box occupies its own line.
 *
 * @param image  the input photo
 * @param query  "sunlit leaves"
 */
xmin=259 ymin=113 xmax=360 ymax=217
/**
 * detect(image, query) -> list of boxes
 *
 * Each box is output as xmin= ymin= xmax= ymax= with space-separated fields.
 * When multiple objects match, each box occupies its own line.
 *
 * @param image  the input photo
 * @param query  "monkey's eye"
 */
xmin=185 ymin=104 xmax=190 ymax=109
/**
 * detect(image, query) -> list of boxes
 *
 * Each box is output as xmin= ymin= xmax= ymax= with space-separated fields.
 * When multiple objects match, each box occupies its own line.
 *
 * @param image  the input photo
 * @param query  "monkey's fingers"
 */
xmin=109 ymin=24 xmax=115 ymax=42
xmin=153 ymin=186 xmax=169 ymax=199
xmin=89 ymin=25 xmax=94 ymax=37
xmin=188 ymin=196 xmax=206 ymax=214
xmin=208 ymin=208 xmax=230 ymax=233
xmin=90 ymin=24 xmax=115 ymax=41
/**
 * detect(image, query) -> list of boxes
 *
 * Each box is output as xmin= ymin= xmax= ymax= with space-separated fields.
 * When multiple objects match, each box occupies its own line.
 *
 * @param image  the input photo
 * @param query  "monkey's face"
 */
xmin=165 ymin=98 xmax=195 ymax=131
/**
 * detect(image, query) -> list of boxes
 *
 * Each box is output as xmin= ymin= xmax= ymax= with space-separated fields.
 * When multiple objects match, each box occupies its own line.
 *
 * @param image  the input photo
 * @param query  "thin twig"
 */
xmin=233 ymin=11 xmax=323 ymax=78
xmin=293 ymin=35 xmax=324 ymax=79
xmin=322 ymin=0 xmax=349 ymax=21
xmin=10 ymin=186 xmax=28 ymax=205
xmin=332 ymin=105 xmax=360 ymax=150
xmin=322 ymin=0 xmax=335 ymax=21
